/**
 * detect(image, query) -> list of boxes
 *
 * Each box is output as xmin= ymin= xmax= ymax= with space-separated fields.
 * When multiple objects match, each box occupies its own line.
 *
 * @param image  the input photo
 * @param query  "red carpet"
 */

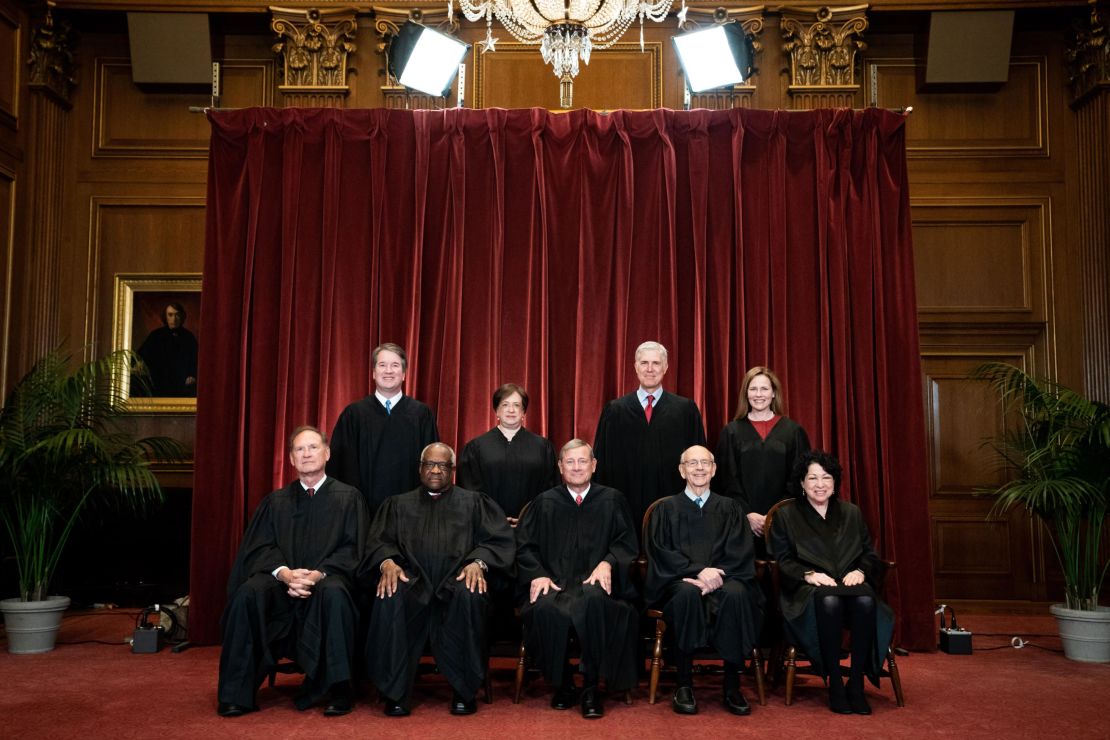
xmin=2 ymin=610 xmax=1107 ymax=739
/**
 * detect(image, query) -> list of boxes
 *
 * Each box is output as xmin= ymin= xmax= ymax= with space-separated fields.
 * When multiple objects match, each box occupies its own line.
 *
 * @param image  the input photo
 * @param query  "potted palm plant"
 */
xmin=977 ymin=362 xmax=1110 ymax=662
xmin=0 ymin=349 xmax=184 ymax=653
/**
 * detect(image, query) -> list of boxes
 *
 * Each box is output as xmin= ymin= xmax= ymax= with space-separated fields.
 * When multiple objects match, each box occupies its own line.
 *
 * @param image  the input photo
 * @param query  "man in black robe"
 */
xmin=645 ymin=445 xmax=764 ymax=716
xmin=515 ymin=439 xmax=639 ymax=719
xmin=328 ymin=342 xmax=439 ymax=514
xmin=135 ymin=302 xmax=198 ymax=397
xmin=365 ymin=443 xmax=515 ymax=717
xmin=217 ymin=426 xmax=369 ymax=717
xmin=593 ymin=340 xmax=707 ymax=530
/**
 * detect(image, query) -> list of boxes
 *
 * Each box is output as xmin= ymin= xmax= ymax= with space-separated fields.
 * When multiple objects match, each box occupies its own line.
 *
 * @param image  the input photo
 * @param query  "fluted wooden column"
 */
xmin=1068 ymin=0 xmax=1110 ymax=402
xmin=21 ymin=4 xmax=74 ymax=363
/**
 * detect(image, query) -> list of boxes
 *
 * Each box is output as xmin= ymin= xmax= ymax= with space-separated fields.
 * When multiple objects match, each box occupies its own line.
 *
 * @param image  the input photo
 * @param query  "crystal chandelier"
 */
xmin=455 ymin=0 xmax=674 ymax=108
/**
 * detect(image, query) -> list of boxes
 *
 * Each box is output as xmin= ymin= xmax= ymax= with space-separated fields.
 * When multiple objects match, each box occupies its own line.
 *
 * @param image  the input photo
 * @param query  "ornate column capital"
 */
xmin=780 ymin=4 xmax=868 ymax=108
xmin=678 ymin=5 xmax=765 ymax=109
xmin=1066 ymin=0 xmax=1110 ymax=106
xmin=372 ymin=6 xmax=460 ymax=110
xmin=271 ymin=6 xmax=358 ymax=105
xmin=27 ymin=2 xmax=77 ymax=107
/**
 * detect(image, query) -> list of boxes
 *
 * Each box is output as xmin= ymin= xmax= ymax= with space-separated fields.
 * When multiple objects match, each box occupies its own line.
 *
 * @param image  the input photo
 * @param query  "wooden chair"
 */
xmin=641 ymin=497 xmax=767 ymax=706
xmin=763 ymin=498 xmax=905 ymax=707
xmin=511 ymin=501 xmax=633 ymax=705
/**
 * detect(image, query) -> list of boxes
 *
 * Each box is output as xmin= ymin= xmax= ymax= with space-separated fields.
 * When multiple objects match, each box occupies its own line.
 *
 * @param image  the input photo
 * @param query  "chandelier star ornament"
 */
xmin=455 ymin=0 xmax=675 ymax=108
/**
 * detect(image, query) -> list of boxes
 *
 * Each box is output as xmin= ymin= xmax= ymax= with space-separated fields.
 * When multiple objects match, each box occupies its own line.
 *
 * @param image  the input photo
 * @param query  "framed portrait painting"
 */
xmin=112 ymin=273 xmax=202 ymax=413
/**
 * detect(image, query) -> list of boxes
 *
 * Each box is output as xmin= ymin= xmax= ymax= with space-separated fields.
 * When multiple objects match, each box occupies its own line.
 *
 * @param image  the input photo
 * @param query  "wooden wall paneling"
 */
xmin=0 ymin=3 xmax=19 ymax=131
xmin=921 ymin=346 xmax=1045 ymax=600
xmin=868 ymin=56 xmax=1049 ymax=158
xmin=93 ymin=57 xmax=274 ymax=158
xmin=0 ymin=164 xmax=13 ymax=398
xmin=912 ymin=196 xmax=1050 ymax=324
xmin=82 ymin=196 xmax=206 ymax=358
xmin=473 ymin=41 xmax=664 ymax=110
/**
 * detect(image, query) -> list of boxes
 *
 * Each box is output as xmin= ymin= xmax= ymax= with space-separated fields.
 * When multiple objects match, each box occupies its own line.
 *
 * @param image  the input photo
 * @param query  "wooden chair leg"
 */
xmin=751 ymin=648 xmax=766 ymax=706
xmin=887 ymin=648 xmax=905 ymax=707
xmin=624 ymin=689 xmax=633 ymax=705
xmin=785 ymin=645 xmax=797 ymax=706
xmin=513 ymin=640 xmax=527 ymax=704
xmin=648 ymin=619 xmax=666 ymax=705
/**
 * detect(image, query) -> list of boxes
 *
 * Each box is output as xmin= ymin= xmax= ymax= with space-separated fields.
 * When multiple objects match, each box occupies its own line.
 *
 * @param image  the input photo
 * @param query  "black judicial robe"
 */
xmin=645 ymin=492 xmax=764 ymax=660
xmin=135 ymin=325 xmax=198 ymax=397
xmin=768 ymin=497 xmax=895 ymax=682
xmin=327 ymin=394 xmax=439 ymax=514
xmin=515 ymin=484 xmax=639 ymax=691
xmin=218 ymin=478 xmax=369 ymax=707
xmin=713 ymin=416 xmax=811 ymax=517
xmin=593 ymin=391 xmax=706 ymax=529
xmin=458 ymin=427 xmax=558 ymax=518
xmin=363 ymin=486 xmax=515 ymax=701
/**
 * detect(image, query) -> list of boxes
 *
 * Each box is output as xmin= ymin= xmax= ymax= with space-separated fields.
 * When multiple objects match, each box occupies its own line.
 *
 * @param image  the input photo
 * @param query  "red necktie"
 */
xmin=645 ymin=394 xmax=654 ymax=423
xmin=575 ymin=494 xmax=583 ymax=506
xmin=306 ymin=487 xmax=315 ymax=497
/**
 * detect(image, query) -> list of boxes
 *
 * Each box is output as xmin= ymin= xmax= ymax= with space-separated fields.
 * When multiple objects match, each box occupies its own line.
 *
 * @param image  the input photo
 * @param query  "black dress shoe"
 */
xmin=293 ymin=688 xmax=315 ymax=711
xmin=551 ymin=685 xmax=579 ymax=710
xmin=724 ymin=689 xmax=751 ymax=716
xmin=450 ymin=691 xmax=478 ymax=715
xmin=847 ymin=686 xmax=872 ymax=715
xmin=383 ymin=698 xmax=410 ymax=717
xmin=672 ymin=686 xmax=697 ymax=715
xmin=323 ymin=697 xmax=353 ymax=717
xmin=216 ymin=703 xmax=253 ymax=718
xmin=581 ymin=687 xmax=604 ymax=719
xmin=828 ymin=681 xmax=852 ymax=714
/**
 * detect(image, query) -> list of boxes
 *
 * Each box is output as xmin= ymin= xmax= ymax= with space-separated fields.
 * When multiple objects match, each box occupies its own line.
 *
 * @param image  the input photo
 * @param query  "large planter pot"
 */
xmin=1049 ymin=603 xmax=1110 ymax=663
xmin=0 ymin=595 xmax=71 ymax=654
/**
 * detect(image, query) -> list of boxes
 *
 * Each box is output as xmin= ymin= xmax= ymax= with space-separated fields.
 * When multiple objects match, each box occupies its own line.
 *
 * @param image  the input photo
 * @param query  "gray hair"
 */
xmin=559 ymin=438 xmax=594 ymax=460
xmin=420 ymin=442 xmax=456 ymax=465
xmin=634 ymin=341 xmax=669 ymax=364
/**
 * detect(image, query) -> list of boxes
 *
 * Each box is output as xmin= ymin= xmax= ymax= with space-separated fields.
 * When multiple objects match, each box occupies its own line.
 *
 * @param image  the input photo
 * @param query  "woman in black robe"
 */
xmin=714 ymin=366 xmax=810 ymax=550
xmin=768 ymin=450 xmax=894 ymax=715
xmin=458 ymin=383 xmax=558 ymax=524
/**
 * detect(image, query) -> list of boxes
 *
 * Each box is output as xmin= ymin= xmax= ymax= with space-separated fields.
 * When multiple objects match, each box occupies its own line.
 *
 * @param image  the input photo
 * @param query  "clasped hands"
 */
xmin=804 ymin=569 xmax=865 ymax=587
xmin=683 ymin=567 xmax=726 ymax=595
xmin=530 ymin=561 xmax=613 ymax=604
xmin=278 ymin=567 xmax=324 ymax=598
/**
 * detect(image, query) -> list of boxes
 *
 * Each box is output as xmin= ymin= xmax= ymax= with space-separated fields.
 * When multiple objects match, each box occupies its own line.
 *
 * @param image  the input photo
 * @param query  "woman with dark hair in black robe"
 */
xmin=714 ymin=366 xmax=810 ymax=551
xmin=457 ymin=383 xmax=558 ymax=525
xmin=768 ymin=450 xmax=894 ymax=715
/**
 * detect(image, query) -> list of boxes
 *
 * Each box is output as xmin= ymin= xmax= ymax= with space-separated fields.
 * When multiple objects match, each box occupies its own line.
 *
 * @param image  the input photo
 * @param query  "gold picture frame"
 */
xmin=112 ymin=273 xmax=202 ymax=414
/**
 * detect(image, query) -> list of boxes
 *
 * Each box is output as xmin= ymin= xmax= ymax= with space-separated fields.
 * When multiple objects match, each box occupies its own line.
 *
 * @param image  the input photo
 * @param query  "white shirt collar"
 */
xmin=637 ymin=387 xmax=662 ymax=408
xmin=684 ymin=487 xmax=710 ymax=505
xmin=568 ymin=483 xmax=592 ymax=501
xmin=375 ymin=390 xmax=403 ymax=408
xmin=301 ymin=474 xmax=327 ymax=492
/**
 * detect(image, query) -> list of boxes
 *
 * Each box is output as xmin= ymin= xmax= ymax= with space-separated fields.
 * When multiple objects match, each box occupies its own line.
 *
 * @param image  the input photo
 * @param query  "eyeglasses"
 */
xmin=681 ymin=459 xmax=714 ymax=468
xmin=420 ymin=460 xmax=454 ymax=471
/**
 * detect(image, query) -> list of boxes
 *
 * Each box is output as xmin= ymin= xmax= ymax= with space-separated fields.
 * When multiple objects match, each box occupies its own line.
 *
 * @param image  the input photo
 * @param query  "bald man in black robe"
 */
xmin=365 ymin=443 xmax=515 ymax=717
xmin=515 ymin=439 xmax=639 ymax=719
xmin=593 ymin=341 xmax=706 ymax=530
xmin=217 ymin=426 xmax=369 ymax=717
xmin=645 ymin=445 xmax=764 ymax=716
xmin=328 ymin=343 xmax=438 ymax=514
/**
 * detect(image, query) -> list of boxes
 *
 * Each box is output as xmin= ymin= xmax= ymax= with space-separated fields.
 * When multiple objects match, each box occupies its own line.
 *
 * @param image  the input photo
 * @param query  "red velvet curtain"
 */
xmin=191 ymin=107 xmax=935 ymax=650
